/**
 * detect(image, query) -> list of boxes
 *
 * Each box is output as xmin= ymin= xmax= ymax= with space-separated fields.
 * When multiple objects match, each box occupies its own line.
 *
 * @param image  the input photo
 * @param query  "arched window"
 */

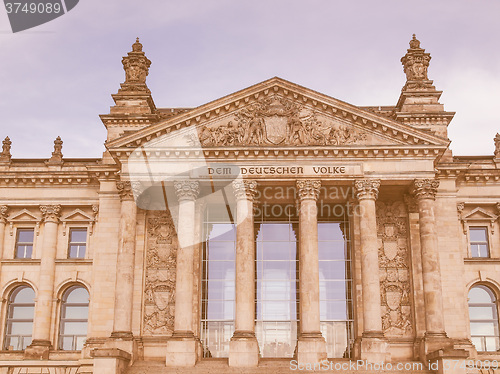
xmin=468 ymin=285 xmax=500 ymax=352
xmin=4 ymin=286 xmax=35 ymax=350
xmin=59 ymin=286 xmax=89 ymax=350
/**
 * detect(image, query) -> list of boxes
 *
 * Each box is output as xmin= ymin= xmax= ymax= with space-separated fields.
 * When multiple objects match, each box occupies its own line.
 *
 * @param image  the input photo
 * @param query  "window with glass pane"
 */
xmin=4 ymin=286 xmax=35 ymax=350
xmin=469 ymin=227 xmax=489 ymax=258
xmin=201 ymin=206 xmax=236 ymax=358
xmin=468 ymin=285 xmax=500 ymax=352
xmin=59 ymin=286 xmax=89 ymax=350
xmin=15 ymin=229 xmax=34 ymax=259
xmin=255 ymin=217 xmax=298 ymax=358
xmin=318 ymin=217 xmax=353 ymax=358
xmin=68 ymin=228 xmax=87 ymax=258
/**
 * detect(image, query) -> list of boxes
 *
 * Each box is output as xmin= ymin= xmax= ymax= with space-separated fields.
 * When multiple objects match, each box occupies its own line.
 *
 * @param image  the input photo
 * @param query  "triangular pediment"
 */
xmin=9 ymin=209 xmax=41 ymax=222
xmin=107 ymin=77 xmax=448 ymax=152
xmin=463 ymin=207 xmax=498 ymax=221
xmin=61 ymin=209 xmax=94 ymax=222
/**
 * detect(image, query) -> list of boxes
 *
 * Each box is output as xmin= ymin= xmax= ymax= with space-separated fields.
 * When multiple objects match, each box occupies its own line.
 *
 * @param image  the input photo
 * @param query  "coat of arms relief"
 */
xmin=143 ymin=210 xmax=178 ymax=335
xmin=376 ymin=201 xmax=413 ymax=337
xmin=198 ymin=96 xmax=368 ymax=147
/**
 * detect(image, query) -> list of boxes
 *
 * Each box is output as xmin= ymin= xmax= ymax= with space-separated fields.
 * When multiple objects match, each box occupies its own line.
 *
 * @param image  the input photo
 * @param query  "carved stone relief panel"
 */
xmin=197 ymin=96 xmax=373 ymax=147
xmin=377 ymin=201 xmax=413 ymax=337
xmin=143 ymin=210 xmax=178 ymax=336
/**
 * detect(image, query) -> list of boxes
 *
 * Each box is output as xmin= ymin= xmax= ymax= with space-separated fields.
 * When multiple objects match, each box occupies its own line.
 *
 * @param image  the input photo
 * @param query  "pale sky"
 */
xmin=0 ymin=0 xmax=499 ymax=158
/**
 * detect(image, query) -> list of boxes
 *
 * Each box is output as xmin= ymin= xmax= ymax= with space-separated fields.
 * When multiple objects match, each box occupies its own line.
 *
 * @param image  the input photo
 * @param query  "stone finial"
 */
xmin=400 ymin=34 xmax=432 ymax=89
xmin=48 ymin=136 xmax=63 ymax=164
xmin=494 ymin=133 xmax=500 ymax=158
xmin=120 ymin=37 xmax=152 ymax=92
xmin=0 ymin=136 xmax=12 ymax=162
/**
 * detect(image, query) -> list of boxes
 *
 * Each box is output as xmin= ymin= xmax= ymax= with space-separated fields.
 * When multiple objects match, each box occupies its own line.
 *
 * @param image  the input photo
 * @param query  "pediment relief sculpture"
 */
xmin=197 ymin=96 xmax=368 ymax=147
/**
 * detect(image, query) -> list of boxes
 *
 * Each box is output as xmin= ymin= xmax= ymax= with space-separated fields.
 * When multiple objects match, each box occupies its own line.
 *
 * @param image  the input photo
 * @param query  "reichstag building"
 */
xmin=0 ymin=36 xmax=499 ymax=374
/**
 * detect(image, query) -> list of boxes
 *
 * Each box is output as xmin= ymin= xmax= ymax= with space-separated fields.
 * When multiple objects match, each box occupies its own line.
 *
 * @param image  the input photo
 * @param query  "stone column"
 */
xmin=0 ymin=206 xmax=8 ymax=258
xmin=410 ymin=179 xmax=449 ymax=355
xmin=296 ymin=180 xmax=327 ymax=364
xmin=26 ymin=205 xmax=61 ymax=359
xmin=354 ymin=179 xmax=388 ymax=362
xmin=166 ymin=180 xmax=201 ymax=367
xmin=229 ymin=179 xmax=259 ymax=367
xmin=111 ymin=181 xmax=138 ymax=340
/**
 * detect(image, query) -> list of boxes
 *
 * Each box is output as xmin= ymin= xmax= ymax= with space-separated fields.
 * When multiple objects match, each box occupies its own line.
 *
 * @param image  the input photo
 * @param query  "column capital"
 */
xmin=232 ymin=179 xmax=258 ymax=201
xmin=174 ymin=180 xmax=200 ymax=201
xmin=411 ymin=178 xmax=440 ymax=200
xmin=39 ymin=205 xmax=61 ymax=223
xmin=116 ymin=181 xmax=135 ymax=201
xmin=0 ymin=205 xmax=8 ymax=223
xmin=354 ymin=179 xmax=380 ymax=201
xmin=296 ymin=180 xmax=321 ymax=201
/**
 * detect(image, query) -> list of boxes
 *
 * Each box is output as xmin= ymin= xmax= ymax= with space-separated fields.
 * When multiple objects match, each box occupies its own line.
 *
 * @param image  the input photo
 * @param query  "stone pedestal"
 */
xmin=91 ymin=348 xmax=131 ymax=374
xmin=427 ymin=348 xmax=468 ymax=374
xmin=296 ymin=180 xmax=327 ymax=365
xmin=354 ymin=180 xmax=389 ymax=362
xmin=25 ymin=205 xmax=61 ymax=359
xmin=229 ymin=180 xmax=259 ymax=367
xmin=165 ymin=335 xmax=202 ymax=367
xmin=166 ymin=180 xmax=200 ymax=367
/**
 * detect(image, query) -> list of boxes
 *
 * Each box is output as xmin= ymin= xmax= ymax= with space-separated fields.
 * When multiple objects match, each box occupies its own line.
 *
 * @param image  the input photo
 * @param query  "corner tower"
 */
xmin=395 ymin=35 xmax=455 ymax=140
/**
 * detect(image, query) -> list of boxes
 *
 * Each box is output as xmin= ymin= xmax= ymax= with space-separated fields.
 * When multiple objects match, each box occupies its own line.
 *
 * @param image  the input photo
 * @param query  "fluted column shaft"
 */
xmin=32 ymin=205 xmax=61 ymax=343
xmin=411 ymin=179 xmax=446 ymax=335
xmin=297 ymin=180 xmax=322 ymax=337
xmin=172 ymin=180 xmax=199 ymax=336
xmin=232 ymin=180 xmax=258 ymax=336
xmin=355 ymin=179 xmax=383 ymax=335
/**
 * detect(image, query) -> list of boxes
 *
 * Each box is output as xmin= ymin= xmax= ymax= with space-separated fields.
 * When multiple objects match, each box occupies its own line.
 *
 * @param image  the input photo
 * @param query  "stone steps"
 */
xmin=126 ymin=359 xmax=435 ymax=374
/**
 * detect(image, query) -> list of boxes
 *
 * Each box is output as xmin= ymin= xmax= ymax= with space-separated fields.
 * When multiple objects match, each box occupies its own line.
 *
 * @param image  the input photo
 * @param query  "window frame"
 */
xmin=4 ymin=285 xmax=35 ymax=351
xmin=14 ymin=227 xmax=35 ymax=259
xmin=468 ymin=284 xmax=500 ymax=352
xmin=67 ymin=227 xmax=88 ymax=259
xmin=468 ymin=226 xmax=490 ymax=258
xmin=58 ymin=285 xmax=89 ymax=351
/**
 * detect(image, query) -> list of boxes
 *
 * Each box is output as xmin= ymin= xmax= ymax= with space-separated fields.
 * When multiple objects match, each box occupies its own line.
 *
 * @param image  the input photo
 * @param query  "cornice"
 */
xmin=111 ymin=145 xmax=445 ymax=162
xmin=106 ymin=77 xmax=449 ymax=151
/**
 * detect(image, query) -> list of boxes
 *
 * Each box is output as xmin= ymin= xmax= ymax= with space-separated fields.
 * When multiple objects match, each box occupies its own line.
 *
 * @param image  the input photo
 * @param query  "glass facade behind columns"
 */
xmin=200 ymin=206 xmax=236 ymax=358
xmin=255 ymin=221 xmax=299 ymax=358
xmin=200 ymin=203 xmax=353 ymax=359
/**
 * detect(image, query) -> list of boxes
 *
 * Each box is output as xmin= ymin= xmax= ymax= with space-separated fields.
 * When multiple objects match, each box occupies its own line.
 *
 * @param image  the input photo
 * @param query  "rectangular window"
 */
xmin=15 ymin=229 xmax=34 ymax=259
xmin=68 ymin=228 xmax=87 ymax=259
xmin=469 ymin=227 xmax=489 ymax=258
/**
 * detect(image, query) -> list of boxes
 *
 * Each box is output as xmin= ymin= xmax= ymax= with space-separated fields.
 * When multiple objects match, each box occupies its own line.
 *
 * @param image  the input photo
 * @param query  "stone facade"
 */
xmin=0 ymin=36 xmax=499 ymax=374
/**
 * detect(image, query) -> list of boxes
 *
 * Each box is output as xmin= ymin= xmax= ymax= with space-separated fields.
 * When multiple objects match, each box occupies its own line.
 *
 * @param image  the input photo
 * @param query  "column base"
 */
xmin=107 ymin=331 xmax=136 ymax=356
xmin=358 ymin=332 xmax=390 ymax=363
xmin=91 ymin=348 xmax=131 ymax=374
xmin=24 ymin=339 xmax=52 ymax=360
xmin=296 ymin=332 xmax=327 ymax=365
xmin=419 ymin=331 xmax=452 ymax=359
xmin=229 ymin=331 xmax=259 ymax=367
xmin=165 ymin=331 xmax=201 ymax=367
